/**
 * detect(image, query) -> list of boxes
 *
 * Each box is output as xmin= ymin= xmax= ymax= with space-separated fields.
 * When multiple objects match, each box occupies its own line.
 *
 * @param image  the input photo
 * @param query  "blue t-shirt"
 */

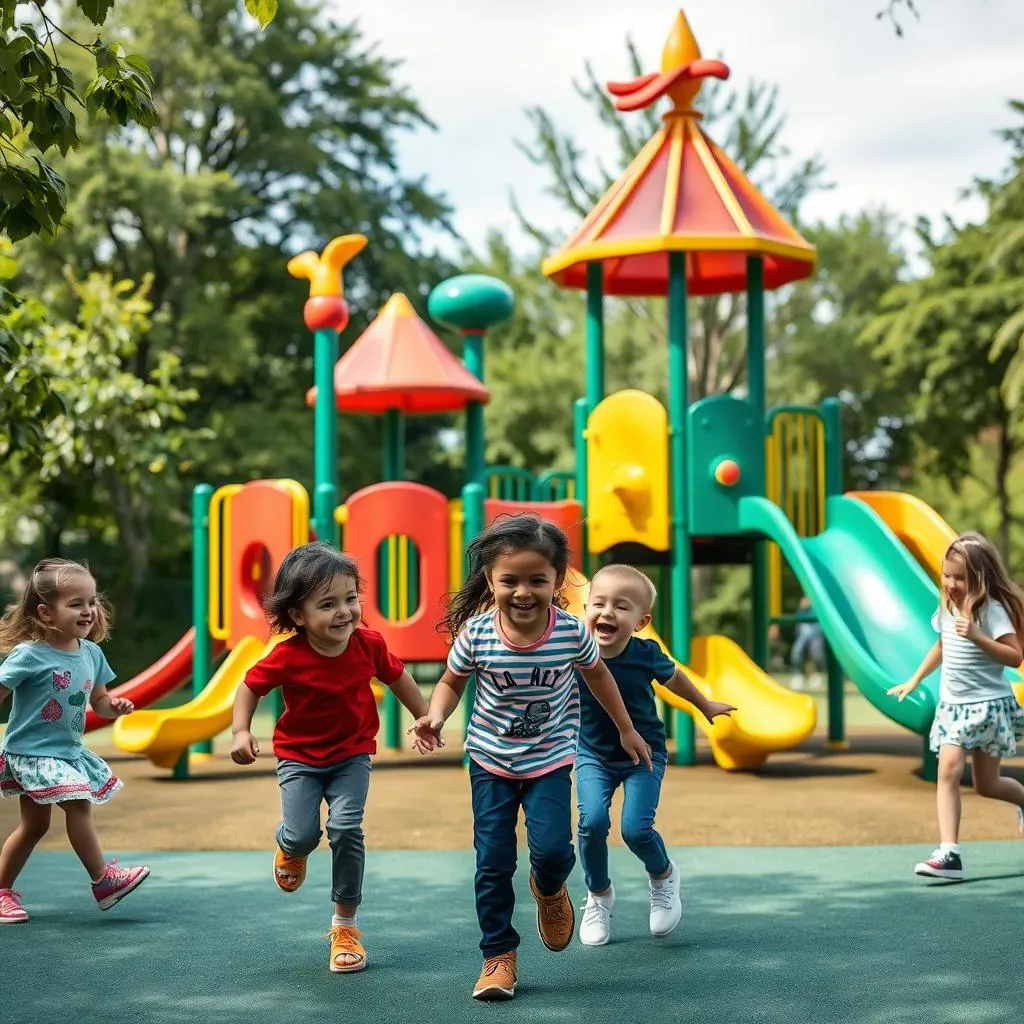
xmin=578 ymin=636 xmax=676 ymax=761
xmin=0 ymin=640 xmax=115 ymax=759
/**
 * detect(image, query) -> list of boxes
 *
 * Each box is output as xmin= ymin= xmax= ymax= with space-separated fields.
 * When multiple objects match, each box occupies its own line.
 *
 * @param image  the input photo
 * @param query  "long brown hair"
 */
xmin=942 ymin=532 xmax=1024 ymax=640
xmin=0 ymin=559 xmax=112 ymax=651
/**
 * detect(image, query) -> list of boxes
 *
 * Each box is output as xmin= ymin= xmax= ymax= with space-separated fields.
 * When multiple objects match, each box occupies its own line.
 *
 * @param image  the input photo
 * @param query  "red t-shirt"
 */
xmin=243 ymin=629 xmax=404 ymax=767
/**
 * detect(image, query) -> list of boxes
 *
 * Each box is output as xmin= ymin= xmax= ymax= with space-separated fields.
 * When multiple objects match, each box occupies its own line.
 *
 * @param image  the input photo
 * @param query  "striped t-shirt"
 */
xmin=932 ymin=600 xmax=1015 ymax=704
xmin=448 ymin=606 xmax=600 ymax=778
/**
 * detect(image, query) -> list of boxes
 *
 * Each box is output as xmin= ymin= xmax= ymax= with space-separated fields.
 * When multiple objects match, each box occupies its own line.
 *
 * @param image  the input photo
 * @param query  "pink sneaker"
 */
xmin=91 ymin=863 xmax=151 ymax=911
xmin=0 ymin=888 xmax=28 ymax=923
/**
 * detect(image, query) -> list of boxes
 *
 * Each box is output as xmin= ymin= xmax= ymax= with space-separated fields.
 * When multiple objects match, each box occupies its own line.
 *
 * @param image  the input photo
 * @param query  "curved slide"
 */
xmin=114 ymin=635 xmax=273 ymax=769
xmin=84 ymin=629 xmax=222 ymax=733
xmin=564 ymin=569 xmax=816 ymax=770
xmin=741 ymin=495 xmax=944 ymax=734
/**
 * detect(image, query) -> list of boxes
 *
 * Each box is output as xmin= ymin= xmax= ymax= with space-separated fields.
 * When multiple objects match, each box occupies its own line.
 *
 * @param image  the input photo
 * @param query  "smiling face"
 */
xmin=289 ymin=572 xmax=362 ymax=655
xmin=585 ymin=570 xmax=653 ymax=658
xmin=487 ymin=548 xmax=560 ymax=643
xmin=38 ymin=573 xmax=99 ymax=649
xmin=941 ymin=554 xmax=969 ymax=611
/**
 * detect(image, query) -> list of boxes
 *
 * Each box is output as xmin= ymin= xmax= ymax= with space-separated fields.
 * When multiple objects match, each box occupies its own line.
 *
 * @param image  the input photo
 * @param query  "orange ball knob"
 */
xmin=303 ymin=295 xmax=349 ymax=332
xmin=713 ymin=458 xmax=741 ymax=487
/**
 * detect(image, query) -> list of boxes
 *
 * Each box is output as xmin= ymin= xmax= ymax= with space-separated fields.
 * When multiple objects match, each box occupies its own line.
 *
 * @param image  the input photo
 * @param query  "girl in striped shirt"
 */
xmin=889 ymin=532 xmax=1024 ymax=881
xmin=411 ymin=515 xmax=650 ymax=1001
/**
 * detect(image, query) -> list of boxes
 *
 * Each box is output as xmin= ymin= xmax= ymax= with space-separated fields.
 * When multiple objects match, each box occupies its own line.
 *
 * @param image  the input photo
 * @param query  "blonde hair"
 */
xmin=591 ymin=564 xmax=658 ymax=612
xmin=0 ymin=559 xmax=111 ymax=651
xmin=942 ymin=532 xmax=1024 ymax=640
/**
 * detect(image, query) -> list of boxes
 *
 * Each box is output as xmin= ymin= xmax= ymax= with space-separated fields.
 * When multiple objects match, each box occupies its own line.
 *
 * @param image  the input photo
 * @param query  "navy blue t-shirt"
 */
xmin=577 ymin=636 xmax=677 ymax=761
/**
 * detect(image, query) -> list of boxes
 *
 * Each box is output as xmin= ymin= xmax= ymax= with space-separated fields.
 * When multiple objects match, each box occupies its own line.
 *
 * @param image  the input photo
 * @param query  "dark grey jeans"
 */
xmin=275 ymin=754 xmax=371 ymax=906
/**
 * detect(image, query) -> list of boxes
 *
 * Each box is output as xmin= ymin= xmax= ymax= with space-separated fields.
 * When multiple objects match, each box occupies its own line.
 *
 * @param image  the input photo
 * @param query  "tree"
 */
xmin=862 ymin=107 xmax=1024 ymax=557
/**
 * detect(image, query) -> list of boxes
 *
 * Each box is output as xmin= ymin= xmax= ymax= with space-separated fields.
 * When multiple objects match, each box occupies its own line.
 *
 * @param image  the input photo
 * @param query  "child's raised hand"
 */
xmin=108 ymin=696 xmax=134 ymax=716
xmin=887 ymin=680 xmax=917 ymax=701
xmin=702 ymin=700 xmax=736 ymax=723
xmin=953 ymin=616 xmax=980 ymax=641
xmin=618 ymin=727 xmax=653 ymax=770
xmin=408 ymin=715 xmax=445 ymax=755
xmin=230 ymin=730 xmax=259 ymax=765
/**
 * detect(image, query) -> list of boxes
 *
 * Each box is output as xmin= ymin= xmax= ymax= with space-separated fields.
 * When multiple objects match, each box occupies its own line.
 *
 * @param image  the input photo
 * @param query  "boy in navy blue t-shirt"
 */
xmin=576 ymin=564 xmax=735 ymax=946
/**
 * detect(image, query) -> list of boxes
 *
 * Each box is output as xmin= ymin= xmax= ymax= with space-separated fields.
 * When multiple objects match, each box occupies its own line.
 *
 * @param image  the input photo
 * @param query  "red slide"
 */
xmin=84 ymin=629 xmax=222 ymax=732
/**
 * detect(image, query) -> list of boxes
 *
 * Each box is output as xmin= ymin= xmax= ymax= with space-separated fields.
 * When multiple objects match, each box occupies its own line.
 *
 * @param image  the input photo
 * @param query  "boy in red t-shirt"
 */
xmin=231 ymin=542 xmax=429 ymax=974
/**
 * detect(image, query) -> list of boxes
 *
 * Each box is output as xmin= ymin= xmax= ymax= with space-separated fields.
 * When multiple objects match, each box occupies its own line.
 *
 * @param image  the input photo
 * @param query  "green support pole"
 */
xmin=667 ymin=252 xmax=694 ymax=766
xmin=747 ymin=256 xmax=769 ymax=670
xmin=313 ymin=327 xmax=339 ymax=547
xmin=464 ymin=332 xmax=485 ymax=491
xmin=821 ymin=396 xmax=848 ymax=749
xmin=382 ymin=408 xmax=405 ymax=751
xmin=574 ymin=397 xmax=589 ymax=573
xmin=585 ymin=263 xmax=604 ymax=414
xmin=178 ymin=483 xmax=215 ymax=778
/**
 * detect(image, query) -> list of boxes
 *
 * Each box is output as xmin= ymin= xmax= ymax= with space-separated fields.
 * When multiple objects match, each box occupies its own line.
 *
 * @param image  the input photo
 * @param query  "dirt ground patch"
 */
xmin=4 ymin=729 xmax=1024 ymax=852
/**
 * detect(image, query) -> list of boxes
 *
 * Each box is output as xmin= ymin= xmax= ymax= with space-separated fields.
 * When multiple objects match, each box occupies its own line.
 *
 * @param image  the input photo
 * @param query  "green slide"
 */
xmin=739 ymin=495 xmax=940 ymax=734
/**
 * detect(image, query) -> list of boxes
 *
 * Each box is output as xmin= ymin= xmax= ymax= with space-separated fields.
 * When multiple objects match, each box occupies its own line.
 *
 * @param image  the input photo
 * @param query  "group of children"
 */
xmin=1 ymin=518 xmax=1024 ymax=1001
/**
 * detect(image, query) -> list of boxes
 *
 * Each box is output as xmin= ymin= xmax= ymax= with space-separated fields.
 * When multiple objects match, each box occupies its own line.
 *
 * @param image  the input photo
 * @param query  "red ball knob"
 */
xmin=714 ymin=458 xmax=741 ymax=487
xmin=303 ymin=295 xmax=349 ymax=332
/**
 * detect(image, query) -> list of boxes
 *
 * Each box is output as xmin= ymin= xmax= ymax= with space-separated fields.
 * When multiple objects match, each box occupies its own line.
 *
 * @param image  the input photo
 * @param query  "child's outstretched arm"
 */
xmin=388 ymin=668 xmax=430 ymax=720
xmin=579 ymin=661 xmax=654 ymax=769
xmin=887 ymin=640 xmax=941 ymax=701
xmin=230 ymin=685 xmax=261 ymax=764
xmin=408 ymin=669 xmax=469 ymax=753
xmin=664 ymin=667 xmax=736 ymax=723
xmin=89 ymin=684 xmax=134 ymax=718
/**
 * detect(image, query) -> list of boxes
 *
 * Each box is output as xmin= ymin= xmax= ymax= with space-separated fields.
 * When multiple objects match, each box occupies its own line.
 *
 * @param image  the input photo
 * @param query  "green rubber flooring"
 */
xmin=2 ymin=843 xmax=1023 ymax=1023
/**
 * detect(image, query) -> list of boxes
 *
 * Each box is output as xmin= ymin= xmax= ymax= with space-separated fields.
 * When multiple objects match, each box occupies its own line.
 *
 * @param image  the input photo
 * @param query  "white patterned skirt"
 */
xmin=0 ymin=749 xmax=122 ymax=805
xmin=929 ymin=696 xmax=1024 ymax=759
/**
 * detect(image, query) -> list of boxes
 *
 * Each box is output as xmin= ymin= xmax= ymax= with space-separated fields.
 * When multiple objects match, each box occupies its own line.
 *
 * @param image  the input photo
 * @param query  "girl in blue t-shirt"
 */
xmin=0 ymin=559 xmax=150 ymax=923
xmin=889 ymin=532 xmax=1024 ymax=881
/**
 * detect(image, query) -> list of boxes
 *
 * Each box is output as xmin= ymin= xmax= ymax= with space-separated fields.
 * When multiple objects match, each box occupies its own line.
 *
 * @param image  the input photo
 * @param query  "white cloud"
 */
xmin=328 ymin=0 xmax=1024 ymax=261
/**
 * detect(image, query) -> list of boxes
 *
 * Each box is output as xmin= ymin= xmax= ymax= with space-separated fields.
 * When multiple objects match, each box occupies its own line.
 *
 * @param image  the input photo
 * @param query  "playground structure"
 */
xmin=97 ymin=9 xmax=1023 ymax=780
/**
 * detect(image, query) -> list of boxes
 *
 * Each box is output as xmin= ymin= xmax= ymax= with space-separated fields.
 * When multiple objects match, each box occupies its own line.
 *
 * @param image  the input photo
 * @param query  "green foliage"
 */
xmin=244 ymin=0 xmax=278 ymax=28
xmin=0 ymin=0 xmax=156 ymax=239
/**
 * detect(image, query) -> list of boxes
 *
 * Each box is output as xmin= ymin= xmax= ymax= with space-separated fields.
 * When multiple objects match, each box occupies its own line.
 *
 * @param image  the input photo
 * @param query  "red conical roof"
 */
xmin=305 ymin=293 xmax=490 ymax=415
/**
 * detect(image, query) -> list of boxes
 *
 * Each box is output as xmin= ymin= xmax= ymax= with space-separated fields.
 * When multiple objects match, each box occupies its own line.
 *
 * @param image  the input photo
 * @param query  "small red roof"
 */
xmin=306 ymin=293 xmax=490 ymax=415
xmin=541 ymin=11 xmax=816 ymax=297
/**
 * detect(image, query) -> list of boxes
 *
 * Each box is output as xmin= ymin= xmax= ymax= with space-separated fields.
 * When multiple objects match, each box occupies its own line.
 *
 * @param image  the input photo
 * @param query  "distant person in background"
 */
xmin=790 ymin=596 xmax=824 ymax=691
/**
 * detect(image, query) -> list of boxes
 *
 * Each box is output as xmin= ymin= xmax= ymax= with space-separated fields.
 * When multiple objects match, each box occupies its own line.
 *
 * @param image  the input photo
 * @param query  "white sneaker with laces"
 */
xmin=649 ymin=860 xmax=682 ymax=937
xmin=579 ymin=886 xmax=614 ymax=946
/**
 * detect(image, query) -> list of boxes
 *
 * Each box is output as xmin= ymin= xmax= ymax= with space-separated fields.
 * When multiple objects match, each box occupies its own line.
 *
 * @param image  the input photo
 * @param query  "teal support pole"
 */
xmin=667 ymin=252 xmax=694 ymax=766
xmin=313 ymin=327 xmax=339 ymax=547
xmin=382 ymin=408 xmax=405 ymax=751
xmin=574 ymin=397 xmax=590 ymax=573
xmin=179 ymin=482 xmax=215 ymax=777
xmin=747 ymin=256 xmax=769 ymax=670
xmin=464 ymin=332 xmax=485 ymax=491
xmin=585 ymin=263 xmax=604 ymax=413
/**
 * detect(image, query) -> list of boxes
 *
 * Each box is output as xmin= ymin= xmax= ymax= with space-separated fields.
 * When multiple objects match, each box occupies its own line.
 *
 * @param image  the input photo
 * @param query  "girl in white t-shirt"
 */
xmin=889 ymin=532 xmax=1024 ymax=880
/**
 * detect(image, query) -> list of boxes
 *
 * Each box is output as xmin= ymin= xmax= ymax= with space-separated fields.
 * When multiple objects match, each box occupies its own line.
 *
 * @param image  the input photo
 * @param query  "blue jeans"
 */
xmin=576 ymin=748 xmax=670 ymax=894
xmin=276 ymin=754 xmax=371 ymax=906
xmin=469 ymin=760 xmax=575 ymax=956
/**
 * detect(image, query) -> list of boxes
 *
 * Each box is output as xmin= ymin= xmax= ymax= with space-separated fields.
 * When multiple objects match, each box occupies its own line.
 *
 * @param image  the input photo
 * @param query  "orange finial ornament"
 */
xmin=288 ymin=234 xmax=368 ymax=331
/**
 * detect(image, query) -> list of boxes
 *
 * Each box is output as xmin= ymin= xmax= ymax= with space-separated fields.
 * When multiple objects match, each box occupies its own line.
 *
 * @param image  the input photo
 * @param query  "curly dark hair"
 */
xmin=439 ymin=515 xmax=570 ymax=642
xmin=263 ymin=542 xmax=363 ymax=634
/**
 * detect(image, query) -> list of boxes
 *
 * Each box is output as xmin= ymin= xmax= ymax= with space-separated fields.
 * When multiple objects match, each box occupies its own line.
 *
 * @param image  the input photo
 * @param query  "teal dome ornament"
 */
xmin=428 ymin=274 xmax=514 ymax=333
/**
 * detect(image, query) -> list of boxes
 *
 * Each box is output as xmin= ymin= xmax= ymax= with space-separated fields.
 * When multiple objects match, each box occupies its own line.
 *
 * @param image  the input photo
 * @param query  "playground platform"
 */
xmin=2 ymin=844 xmax=1022 ymax=1024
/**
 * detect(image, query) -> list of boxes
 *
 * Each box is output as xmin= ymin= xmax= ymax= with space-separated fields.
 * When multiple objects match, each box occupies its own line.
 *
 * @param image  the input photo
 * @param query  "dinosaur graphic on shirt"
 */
xmin=505 ymin=701 xmax=552 ymax=738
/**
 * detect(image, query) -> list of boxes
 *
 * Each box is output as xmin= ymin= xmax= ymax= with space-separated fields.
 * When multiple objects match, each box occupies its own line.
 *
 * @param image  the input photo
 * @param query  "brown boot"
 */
xmin=529 ymin=874 xmax=575 ymax=952
xmin=473 ymin=951 xmax=517 ymax=1000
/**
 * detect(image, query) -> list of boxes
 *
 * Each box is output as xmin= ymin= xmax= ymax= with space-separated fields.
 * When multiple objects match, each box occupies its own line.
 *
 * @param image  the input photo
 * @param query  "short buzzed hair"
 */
xmin=591 ymin=563 xmax=658 ymax=612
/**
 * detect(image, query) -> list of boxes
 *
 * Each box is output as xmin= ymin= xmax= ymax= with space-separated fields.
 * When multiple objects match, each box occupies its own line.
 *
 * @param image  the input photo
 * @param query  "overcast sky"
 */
xmin=326 ymin=0 xmax=1024 ymax=261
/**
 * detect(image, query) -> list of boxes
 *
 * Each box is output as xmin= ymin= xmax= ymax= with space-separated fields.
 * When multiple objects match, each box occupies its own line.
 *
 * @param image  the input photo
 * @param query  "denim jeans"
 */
xmin=576 ymin=748 xmax=670 ymax=894
xmin=469 ymin=760 xmax=576 ymax=956
xmin=276 ymin=754 xmax=371 ymax=906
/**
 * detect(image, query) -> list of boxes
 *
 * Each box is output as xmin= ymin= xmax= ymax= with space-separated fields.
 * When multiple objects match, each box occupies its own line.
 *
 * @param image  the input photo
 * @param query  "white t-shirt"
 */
xmin=931 ymin=600 xmax=1016 ymax=704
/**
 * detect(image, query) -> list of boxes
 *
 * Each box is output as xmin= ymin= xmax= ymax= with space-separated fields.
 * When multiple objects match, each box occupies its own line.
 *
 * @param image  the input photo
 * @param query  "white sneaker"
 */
xmin=649 ymin=860 xmax=682 ymax=937
xmin=579 ymin=886 xmax=614 ymax=946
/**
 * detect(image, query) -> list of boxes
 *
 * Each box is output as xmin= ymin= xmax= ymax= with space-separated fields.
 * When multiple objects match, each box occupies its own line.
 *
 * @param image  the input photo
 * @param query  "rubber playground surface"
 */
xmin=3 ymin=842 xmax=1023 ymax=1024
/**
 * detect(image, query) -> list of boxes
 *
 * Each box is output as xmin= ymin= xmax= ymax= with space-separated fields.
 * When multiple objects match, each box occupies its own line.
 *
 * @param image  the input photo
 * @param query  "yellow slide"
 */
xmin=847 ymin=490 xmax=954 ymax=583
xmin=564 ymin=570 xmax=816 ymax=770
xmin=114 ymin=634 xmax=273 ymax=769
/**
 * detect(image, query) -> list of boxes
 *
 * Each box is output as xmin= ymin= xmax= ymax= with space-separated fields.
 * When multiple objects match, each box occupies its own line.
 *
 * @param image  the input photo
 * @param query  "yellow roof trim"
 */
xmin=660 ymin=118 xmax=685 ymax=237
xmin=688 ymin=121 xmax=755 ymax=237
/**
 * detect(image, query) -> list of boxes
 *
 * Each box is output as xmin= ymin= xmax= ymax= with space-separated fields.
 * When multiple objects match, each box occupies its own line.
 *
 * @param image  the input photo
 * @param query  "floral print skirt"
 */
xmin=0 ymin=749 xmax=122 ymax=805
xmin=929 ymin=696 xmax=1024 ymax=758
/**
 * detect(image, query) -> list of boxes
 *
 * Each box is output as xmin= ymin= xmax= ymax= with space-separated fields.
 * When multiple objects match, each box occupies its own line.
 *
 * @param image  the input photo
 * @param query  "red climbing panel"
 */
xmin=483 ymin=500 xmax=585 ymax=569
xmin=227 ymin=481 xmax=298 ymax=648
xmin=344 ymin=482 xmax=450 ymax=661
